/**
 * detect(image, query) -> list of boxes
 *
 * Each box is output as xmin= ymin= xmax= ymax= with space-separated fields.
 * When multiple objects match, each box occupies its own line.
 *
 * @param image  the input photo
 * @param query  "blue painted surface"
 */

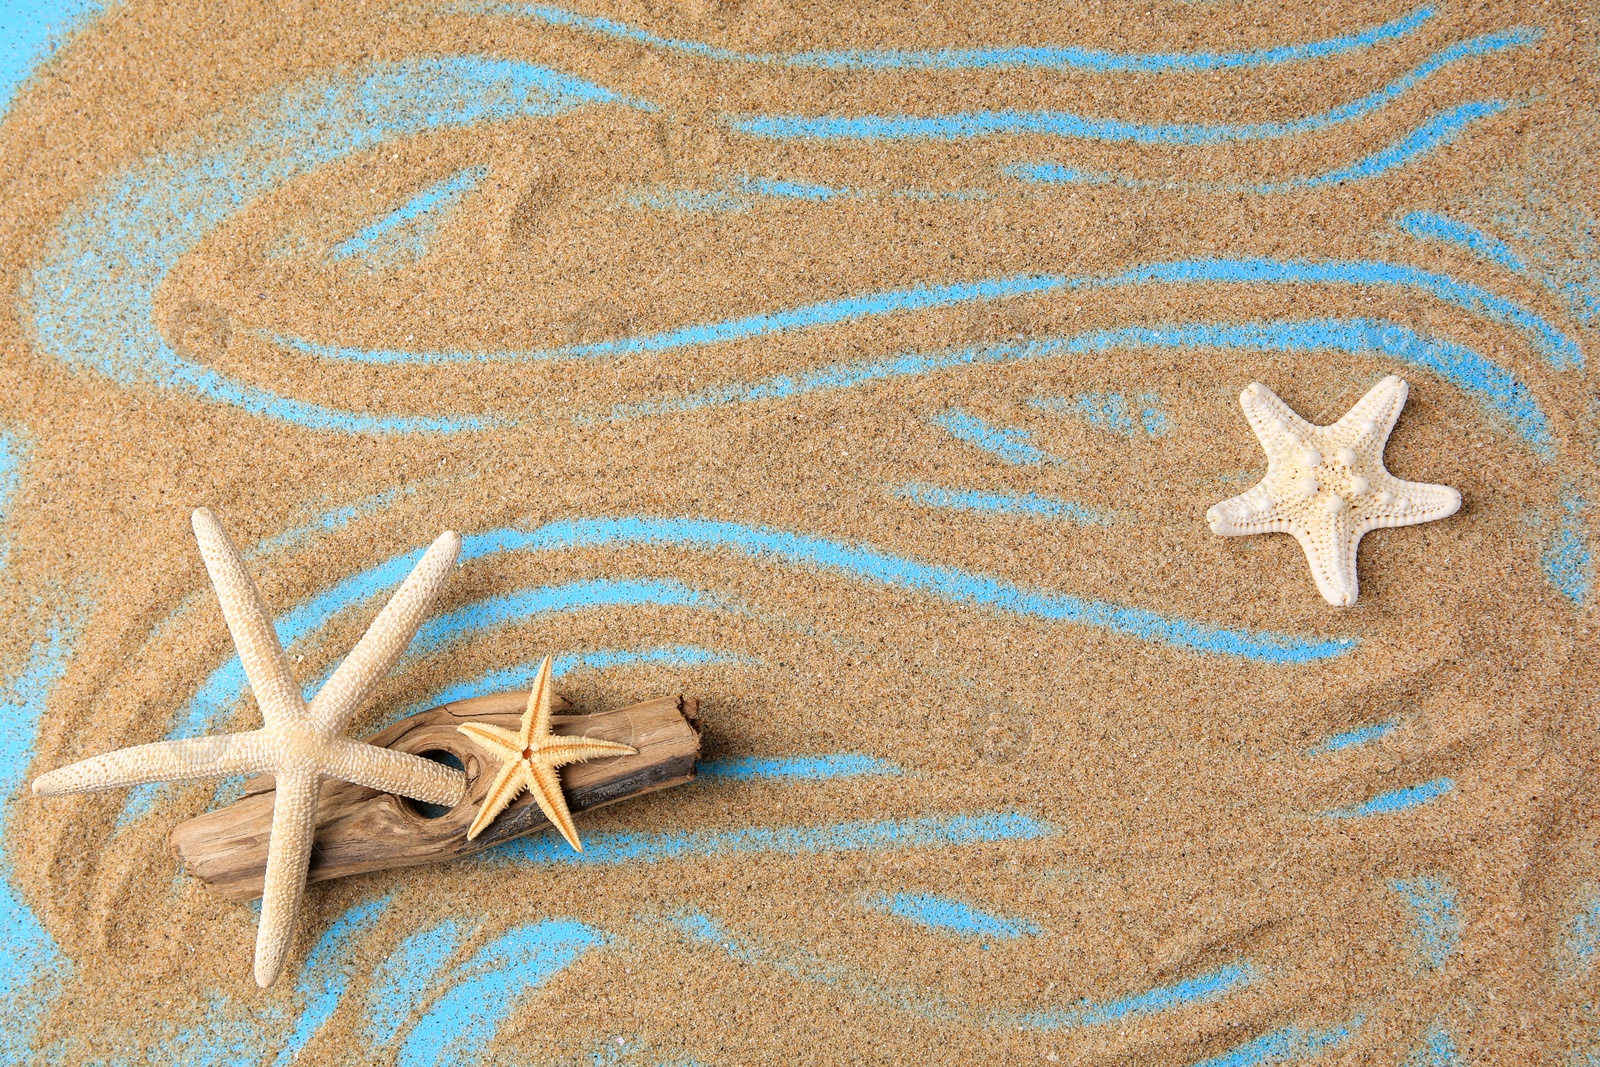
xmin=1304 ymin=719 xmax=1397 ymax=757
xmin=894 ymin=483 xmax=1110 ymax=525
xmin=1189 ymin=1014 xmax=1362 ymax=1067
xmin=484 ymin=812 xmax=1053 ymax=866
xmin=0 ymin=0 xmax=104 ymax=116
xmin=453 ymin=2 xmax=1433 ymax=72
xmin=271 ymin=896 xmax=391 ymax=1066
xmin=864 ymin=892 xmax=1042 ymax=939
xmin=274 ymin=252 xmax=1580 ymax=374
xmin=607 ymin=319 xmax=1555 ymax=461
xmin=1541 ymin=488 xmax=1591 ymax=605
xmin=325 ymin=165 xmax=489 ymax=267
xmin=698 ymin=754 xmax=902 ymax=781
xmin=1031 ymin=392 xmax=1167 ymax=437
xmin=1402 ymin=1023 xmax=1464 ymax=1067
xmin=395 ymin=920 xmax=603 ymax=1067
xmin=1322 ymin=777 xmax=1454 ymax=818
xmin=931 ymin=408 xmax=1057 ymax=466
xmin=1398 ymin=210 xmax=1528 ymax=273
xmin=1390 ymin=874 xmax=1461 ymax=969
xmin=1003 ymin=100 xmax=1508 ymax=196
xmin=24 ymin=56 xmax=640 ymax=433
xmin=366 ymin=919 xmax=471 ymax=1049
xmin=661 ymin=908 xmax=1253 ymax=1029
xmin=729 ymin=30 xmax=1537 ymax=142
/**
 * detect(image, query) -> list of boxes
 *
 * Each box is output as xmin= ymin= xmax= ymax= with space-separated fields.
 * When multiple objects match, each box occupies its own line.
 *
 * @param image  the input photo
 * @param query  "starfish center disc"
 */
xmin=522 ymin=747 xmax=534 ymax=760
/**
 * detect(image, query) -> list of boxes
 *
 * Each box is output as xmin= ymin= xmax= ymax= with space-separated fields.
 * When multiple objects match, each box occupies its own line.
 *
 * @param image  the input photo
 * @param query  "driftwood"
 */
xmin=171 ymin=692 xmax=701 ymax=901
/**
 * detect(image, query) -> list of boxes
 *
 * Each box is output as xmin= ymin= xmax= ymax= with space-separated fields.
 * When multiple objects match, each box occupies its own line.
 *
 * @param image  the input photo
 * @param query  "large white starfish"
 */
xmin=33 ymin=508 xmax=468 ymax=987
xmin=1206 ymin=375 xmax=1461 ymax=607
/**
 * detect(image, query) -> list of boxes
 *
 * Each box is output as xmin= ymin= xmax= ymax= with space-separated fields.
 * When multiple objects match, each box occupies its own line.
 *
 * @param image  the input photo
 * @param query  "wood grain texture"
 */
xmin=170 ymin=692 xmax=701 ymax=901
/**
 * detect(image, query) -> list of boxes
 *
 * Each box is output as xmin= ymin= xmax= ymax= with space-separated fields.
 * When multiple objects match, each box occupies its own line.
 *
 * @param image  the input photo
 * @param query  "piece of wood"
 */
xmin=170 ymin=692 xmax=701 ymax=901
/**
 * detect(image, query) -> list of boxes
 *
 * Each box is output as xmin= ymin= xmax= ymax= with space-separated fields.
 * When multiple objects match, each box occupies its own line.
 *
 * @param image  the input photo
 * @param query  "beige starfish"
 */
xmin=458 ymin=654 xmax=636 ymax=849
xmin=1206 ymin=375 xmax=1461 ymax=606
xmin=32 ymin=508 xmax=468 ymax=987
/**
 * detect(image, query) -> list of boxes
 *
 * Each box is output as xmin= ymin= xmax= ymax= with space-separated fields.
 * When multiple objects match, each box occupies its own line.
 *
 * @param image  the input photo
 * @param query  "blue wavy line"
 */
xmin=451 ymin=2 xmax=1435 ymax=73
xmin=275 ymin=275 xmax=1067 ymax=364
xmin=282 ymin=257 xmax=1581 ymax=373
xmin=327 ymin=164 xmax=489 ymax=265
xmin=119 ymin=506 xmax=1351 ymax=828
xmin=23 ymin=56 xmax=642 ymax=433
xmin=486 ymin=813 xmax=1054 ymax=866
xmin=1191 ymin=1013 xmax=1363 ymax=1067
xmin=367 ymin=919 xmax=470 ymax=1049
xmin=0 ymin=612 xmax=84 ymax=1062
xmin=699 ymin=754 xmax=902 ymax=781
xmin=1322 ymin=777 xmax=1454 ymax=818
xmin=1303 ymin=719 xmax=1397 ymax=757
xmin=864 ymin=892 xmax=1041 ymax=939
xmin=729 ymin=29 xmax=1539 ymax=142
xmin=272 ymin=896 xmax=390 ymax=1066
xmin=658 ymin=908 xmax=1254 ymax=1028
xmin=894 ymin=484 xmax=1111 ymax=526
xmin=1397 ymin=209 xmax=1528 ymax=273
xmin=455 ymin=517 xmax=1354 ymax=663
xmin=395 ymin=920 xmax=602 ymax=1067
xmin=1002 ymin=100 xmax=1507 ymax=193
xmin=931 ymin=408 xmax=1057 ymax=465
xmin=606 ymin=319 xmax=1557 ymax=459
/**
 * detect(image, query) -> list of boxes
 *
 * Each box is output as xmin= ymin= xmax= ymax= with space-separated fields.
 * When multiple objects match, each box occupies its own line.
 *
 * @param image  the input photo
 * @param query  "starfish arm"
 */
xmin=1361 ymin=476 xmax=1462 ymax=532
xmin=31 ymin=732 xmax=272 ymax=796
xmin=322 ymin=738 xmax=465 ymax=806
xmin=254 ymin=768 xmax=321 ymax=988
xmin=541 ymin=735 xmax=639 ymax=768
xmin=308 ymin=530 xmax=462 ymax=735
xmin=1292 ymin=509 xmax=1362 ymax=607
xmin=456 ymin=722 xmax=525 ymax=764
xmin=1207 ymin=483 xmax=1291 ymax=536
xmin=527 ymin=761 xmax=583 ymax=851
xmin=1238 ymin=382 xmax=1317 ymax=449
xmin=1329 ymin=374 xmax=1407 ymax=448
xmin=465 ymin=761 xmax=528 ymax=840
xmin=520 ymin=654 xmax=556 ymax=749
xmin=191 ymin=509 xmax=306 ymax=726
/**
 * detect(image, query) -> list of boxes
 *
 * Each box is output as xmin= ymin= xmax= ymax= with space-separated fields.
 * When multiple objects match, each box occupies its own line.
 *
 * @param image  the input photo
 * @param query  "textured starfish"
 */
xmin=1206 ymin=375 xmax=1461 ymax=607
xmin=458 ymin=654 xmax=636 ymax=849
xmin=33 ymin=508 xmax=468 ymax=987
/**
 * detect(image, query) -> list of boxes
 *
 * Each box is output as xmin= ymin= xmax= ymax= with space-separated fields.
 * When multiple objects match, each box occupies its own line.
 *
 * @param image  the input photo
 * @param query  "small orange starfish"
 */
xmin=457 ymin=654 xmax=637 ymax=849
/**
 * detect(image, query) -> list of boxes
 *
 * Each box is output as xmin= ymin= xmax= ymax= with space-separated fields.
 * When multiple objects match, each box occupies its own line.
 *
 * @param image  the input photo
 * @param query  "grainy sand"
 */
xmin=1 ymin=1 xmax=1598 ymax=1063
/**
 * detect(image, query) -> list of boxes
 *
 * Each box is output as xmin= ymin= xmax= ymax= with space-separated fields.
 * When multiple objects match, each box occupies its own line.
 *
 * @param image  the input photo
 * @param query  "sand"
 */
xmin=0 ymin=0 xmax=1597 ymax=1062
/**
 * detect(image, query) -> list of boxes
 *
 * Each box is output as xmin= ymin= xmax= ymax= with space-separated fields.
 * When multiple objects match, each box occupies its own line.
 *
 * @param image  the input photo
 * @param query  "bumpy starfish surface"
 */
xmin=458 ymin=654 xmax=637 ymax=849
xmin=1206 ymin=375 xmax=1461 ymax=607
xmin=32 ymin=508 xmax=468 ymax=987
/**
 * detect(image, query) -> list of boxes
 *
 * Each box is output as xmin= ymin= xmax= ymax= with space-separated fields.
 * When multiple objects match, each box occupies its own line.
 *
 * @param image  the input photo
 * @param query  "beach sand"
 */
xmin=1 ymin=0 xmax=1598 ymax=1062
